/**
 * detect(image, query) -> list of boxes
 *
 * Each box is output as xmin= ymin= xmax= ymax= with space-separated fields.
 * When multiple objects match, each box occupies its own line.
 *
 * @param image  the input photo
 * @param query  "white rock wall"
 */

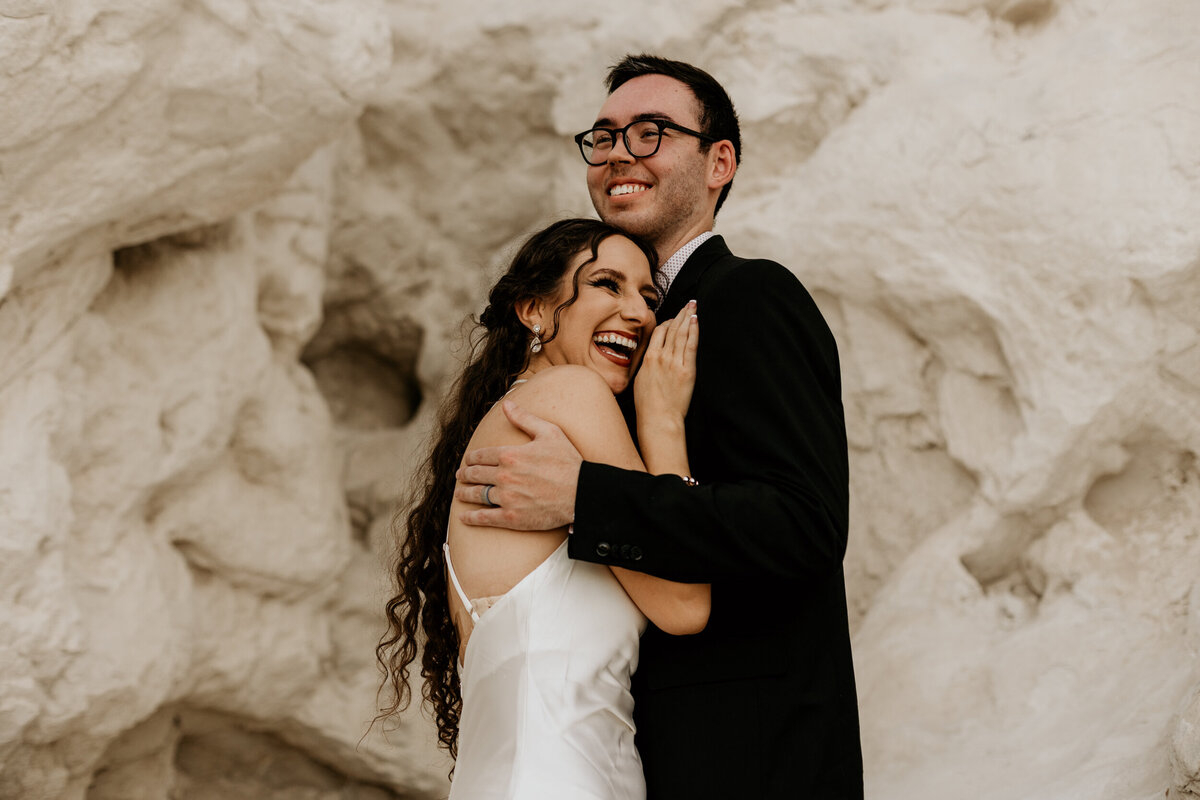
xmin=0 ymin=1 xmax=448 ymax=798
xmin=1 ymin=0 xmax=1198 ymax=798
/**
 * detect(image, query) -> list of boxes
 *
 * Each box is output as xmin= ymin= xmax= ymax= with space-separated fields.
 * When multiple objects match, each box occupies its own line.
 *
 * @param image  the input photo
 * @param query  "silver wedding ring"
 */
xmin=481 ymin=484 xmax=497 ymax=507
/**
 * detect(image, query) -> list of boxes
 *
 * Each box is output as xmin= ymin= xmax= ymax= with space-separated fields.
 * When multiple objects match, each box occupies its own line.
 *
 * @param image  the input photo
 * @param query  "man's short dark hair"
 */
xmin=606 ymin=54 xmax=741 ymax=217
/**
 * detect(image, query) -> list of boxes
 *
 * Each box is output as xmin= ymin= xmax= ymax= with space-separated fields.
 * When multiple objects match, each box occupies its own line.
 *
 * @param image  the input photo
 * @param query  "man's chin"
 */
xmin=597 ymin=205 xmax=656 ymax=238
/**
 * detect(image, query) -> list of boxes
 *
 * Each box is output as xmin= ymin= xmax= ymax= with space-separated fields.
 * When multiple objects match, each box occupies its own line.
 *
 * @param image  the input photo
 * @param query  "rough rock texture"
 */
xmin=0 ymin=2 xmax=446 ymax=798
xmin=2 ymin=0 xmax=1198 ymax=798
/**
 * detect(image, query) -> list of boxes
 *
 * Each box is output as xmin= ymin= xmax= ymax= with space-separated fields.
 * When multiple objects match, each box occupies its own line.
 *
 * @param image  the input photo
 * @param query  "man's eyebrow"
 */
xmin=591 ymin=111 xmax=677 ymax=128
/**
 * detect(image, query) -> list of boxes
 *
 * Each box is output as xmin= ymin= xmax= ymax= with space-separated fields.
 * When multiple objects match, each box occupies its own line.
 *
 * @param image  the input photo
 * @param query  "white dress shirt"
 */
xmin=655 ymin=231 xmax=715 ymax=298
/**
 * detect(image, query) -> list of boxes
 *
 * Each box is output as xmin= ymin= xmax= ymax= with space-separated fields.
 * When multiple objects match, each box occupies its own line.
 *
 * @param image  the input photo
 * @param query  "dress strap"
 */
xmin=443 ymin=543 xmax=481 ymax=623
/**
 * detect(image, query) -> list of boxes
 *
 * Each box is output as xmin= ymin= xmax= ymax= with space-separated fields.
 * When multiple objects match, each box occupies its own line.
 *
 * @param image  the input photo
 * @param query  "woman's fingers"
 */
xmin=684 ymin=312 xmax=699 ymax=366
xmin=669 ymin=300 xmax=696 ymax=363
xmin=648 ymin=318 xmax=670 ymax=360
xmin=640 ymin=301 xmax=697 ymax=371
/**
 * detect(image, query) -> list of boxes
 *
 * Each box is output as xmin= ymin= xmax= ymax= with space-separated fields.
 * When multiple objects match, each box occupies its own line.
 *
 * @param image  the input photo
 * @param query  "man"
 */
xmin=456 ymin=54 xmax=862 ymax=798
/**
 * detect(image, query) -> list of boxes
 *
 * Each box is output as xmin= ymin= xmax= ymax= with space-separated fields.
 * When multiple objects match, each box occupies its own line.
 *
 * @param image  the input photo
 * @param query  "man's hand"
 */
xmin=454 ymin=400 xmax=581 ymax=530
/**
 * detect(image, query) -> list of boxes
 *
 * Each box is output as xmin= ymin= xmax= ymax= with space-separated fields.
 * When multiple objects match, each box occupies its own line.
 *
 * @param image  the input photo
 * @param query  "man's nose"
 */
xmin=606 ymin=133 xmax=636 ymax=164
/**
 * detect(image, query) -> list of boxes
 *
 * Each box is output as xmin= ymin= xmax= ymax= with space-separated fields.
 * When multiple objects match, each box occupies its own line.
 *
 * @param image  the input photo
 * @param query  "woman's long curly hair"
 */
xmin=374 ymin=219 xmax=658 ymax=759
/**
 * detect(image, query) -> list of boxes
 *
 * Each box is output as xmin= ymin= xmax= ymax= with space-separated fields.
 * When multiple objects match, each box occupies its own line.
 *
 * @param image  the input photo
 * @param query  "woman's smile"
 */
xmin=593 ymin=330 xmax=640 ymax=367
xmin=530 ymin=234 xmax=659 ymax=393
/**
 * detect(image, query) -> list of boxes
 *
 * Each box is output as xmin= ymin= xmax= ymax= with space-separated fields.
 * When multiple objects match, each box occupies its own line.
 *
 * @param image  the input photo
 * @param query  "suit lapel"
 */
xmin=656 ymin=236 xmax=732 ymax=322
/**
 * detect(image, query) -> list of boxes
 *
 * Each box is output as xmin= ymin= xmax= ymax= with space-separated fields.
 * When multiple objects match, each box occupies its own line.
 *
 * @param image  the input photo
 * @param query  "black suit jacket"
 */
xmin=569 ymin=236 xmax=863 ymax=799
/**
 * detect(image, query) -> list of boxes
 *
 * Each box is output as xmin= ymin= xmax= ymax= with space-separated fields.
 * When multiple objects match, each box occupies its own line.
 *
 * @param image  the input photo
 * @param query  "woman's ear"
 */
xmin=515 ymin=297 xmax=543 ymax=333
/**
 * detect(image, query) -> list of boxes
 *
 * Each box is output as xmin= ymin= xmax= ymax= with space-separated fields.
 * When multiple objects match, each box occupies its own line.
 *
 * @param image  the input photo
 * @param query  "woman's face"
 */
xmin=536 ymin=236 xmax=659 ymax=394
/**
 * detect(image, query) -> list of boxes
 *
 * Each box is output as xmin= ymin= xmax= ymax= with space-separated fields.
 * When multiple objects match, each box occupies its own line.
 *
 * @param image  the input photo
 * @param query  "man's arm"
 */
xmin=459 ymin=363 xmax=709 ymax=635
xmin=569 ymin=260 xmax=848 ymax=585
xmin=455 ymin=300 xmax=700 ymax=527
xmin=455 ymin=404 xmax=581 ymax=531
xmin=457 ymin=260 xmax=847 ymax=586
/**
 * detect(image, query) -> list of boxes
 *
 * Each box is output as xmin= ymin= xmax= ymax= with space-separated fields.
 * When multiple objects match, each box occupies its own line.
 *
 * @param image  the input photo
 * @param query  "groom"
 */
xmin=457 ymin=54 xmax=862 ymax=798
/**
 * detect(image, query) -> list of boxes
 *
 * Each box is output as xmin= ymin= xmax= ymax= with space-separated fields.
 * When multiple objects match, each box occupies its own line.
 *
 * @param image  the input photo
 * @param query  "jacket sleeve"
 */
xmin=568 ymin=260 xmax=849 ymax=584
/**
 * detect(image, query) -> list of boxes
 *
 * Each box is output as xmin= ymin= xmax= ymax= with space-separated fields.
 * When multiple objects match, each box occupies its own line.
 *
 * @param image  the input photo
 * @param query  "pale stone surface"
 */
xmin=0 ymin=0 xmax=450 ymax=797
xmin=2 ymin=0 xmax=1199 ymax=797
xmin=0 ymin=0 xmax=391 ymax=286
xmin=1174 ymin=683 xmax=1200 ymax=799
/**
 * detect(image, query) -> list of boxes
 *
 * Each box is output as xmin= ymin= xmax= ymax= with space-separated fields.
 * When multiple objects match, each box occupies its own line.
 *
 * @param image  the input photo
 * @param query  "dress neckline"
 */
xmin=500 ymin=378 xmax=528 ymax=399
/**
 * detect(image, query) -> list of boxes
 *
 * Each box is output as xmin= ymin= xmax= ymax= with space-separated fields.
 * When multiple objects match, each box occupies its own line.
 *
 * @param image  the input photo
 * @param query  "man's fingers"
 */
xmin=462 ymin=446 xmax=504 ymax=468
xmin=460 ymin=507 xmax=541 ymax=531
xmin=453 ymin=481 xmax=496 ymax=505
xmin=459 ymin=508 xmax=510 ymax=528
xmin=456 ymin=463 xmax=501 ymax=487
xmin=501 ymin=400 xmax=564 ymax=440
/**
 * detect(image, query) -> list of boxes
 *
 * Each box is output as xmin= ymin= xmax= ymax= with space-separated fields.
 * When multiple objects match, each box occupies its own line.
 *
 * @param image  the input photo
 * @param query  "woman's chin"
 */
xmin=607 ymin=376 xmax=630 ymax=395
xmin=577 ymin=359 xmax=631 ymax=395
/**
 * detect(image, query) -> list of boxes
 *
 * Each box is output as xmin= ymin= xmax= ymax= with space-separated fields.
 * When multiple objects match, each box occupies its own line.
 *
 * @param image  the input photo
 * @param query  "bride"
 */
xmin=376 ymin=218 xmax=708 ymax=799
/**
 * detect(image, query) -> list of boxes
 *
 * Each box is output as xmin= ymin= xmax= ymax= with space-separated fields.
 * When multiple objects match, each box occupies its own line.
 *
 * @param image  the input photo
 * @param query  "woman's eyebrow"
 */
xmin=590 ymin=267 xmax=624 ymax=282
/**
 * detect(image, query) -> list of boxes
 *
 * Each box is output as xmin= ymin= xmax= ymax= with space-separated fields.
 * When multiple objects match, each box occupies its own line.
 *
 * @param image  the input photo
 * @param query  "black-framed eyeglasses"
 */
xmin=573 ymin=119 xmax=716 ymax=166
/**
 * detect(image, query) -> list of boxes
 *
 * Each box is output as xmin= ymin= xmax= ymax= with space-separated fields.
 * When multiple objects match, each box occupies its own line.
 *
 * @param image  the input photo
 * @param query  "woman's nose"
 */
xmin=621 ymin=294 xmax=650 ymax=323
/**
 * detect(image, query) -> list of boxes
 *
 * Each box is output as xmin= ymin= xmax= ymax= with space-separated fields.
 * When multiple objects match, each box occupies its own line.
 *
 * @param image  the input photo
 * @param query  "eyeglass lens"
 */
xmin=580 ymin=121 xmax=663 ymax=164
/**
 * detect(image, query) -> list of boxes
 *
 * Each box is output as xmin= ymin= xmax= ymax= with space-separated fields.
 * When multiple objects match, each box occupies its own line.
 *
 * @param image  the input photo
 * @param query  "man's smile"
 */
xmin=608 ymin=182 xmax=650 ymax=197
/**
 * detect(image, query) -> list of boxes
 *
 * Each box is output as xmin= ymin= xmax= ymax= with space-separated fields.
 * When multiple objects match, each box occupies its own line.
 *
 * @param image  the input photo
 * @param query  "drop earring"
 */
xmin=530 ymin=323 xmax=543 ymax=354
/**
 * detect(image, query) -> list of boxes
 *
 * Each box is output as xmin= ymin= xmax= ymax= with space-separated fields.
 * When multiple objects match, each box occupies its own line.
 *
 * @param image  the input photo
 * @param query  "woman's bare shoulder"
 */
xmin=507 ymin=366 xmax=641 ymax=468
xmin=509 ymin=366 xmax=620 ymax=420
xmin=469 ymin=366 xmax=617 ymax=445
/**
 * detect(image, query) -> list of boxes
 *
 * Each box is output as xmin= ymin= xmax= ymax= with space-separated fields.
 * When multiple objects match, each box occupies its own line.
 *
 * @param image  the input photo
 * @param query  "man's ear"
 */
xmin=515 ymin=297 xmax=543 ymax=332
xmin=707 ymin=140 xmax=737 ymax=190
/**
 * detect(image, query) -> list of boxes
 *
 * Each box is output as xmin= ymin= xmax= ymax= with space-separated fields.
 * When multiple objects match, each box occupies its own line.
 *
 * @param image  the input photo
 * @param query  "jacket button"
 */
xmin=596 ymin=542 xmax=611 ymax=557
xmin=630 ymin=546 xmax=643 ymax=561
xmin=620 ymin=544 xmax=632 ymax=559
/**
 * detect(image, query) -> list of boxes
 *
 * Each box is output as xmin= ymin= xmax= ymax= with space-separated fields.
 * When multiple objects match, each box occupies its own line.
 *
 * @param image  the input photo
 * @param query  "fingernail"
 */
xmin=687 ymin=299 xmax=697 ymax=307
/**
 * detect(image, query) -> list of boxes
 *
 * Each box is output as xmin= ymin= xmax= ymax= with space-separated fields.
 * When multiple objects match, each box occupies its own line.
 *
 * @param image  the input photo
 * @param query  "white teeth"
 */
xmin=609 ymin=184 xmax=648 ymax=196
xmin=594 ymin=332 xmax=638 ymax=352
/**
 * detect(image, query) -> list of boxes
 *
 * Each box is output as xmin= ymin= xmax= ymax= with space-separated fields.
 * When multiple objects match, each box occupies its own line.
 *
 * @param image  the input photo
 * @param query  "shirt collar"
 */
xmin=654 ymin=231 xmax=715 ymax=297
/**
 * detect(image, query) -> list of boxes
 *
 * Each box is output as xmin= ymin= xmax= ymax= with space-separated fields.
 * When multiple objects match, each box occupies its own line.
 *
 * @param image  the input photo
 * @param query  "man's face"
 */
xmin=586 ymin=75 xmax=712 ymax=251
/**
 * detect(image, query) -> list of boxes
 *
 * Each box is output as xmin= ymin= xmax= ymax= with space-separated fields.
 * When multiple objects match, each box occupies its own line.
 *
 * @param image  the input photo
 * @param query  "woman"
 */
xmin=376 ymin=219 xmax=708 ymax=799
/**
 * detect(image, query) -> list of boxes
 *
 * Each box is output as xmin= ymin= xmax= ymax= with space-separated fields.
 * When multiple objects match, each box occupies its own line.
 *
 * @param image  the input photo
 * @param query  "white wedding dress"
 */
xmin=443 ymin=538 xmax=647 ymax=799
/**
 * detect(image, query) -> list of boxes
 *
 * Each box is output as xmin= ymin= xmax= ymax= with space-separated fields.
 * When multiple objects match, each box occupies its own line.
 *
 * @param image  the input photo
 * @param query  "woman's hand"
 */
xmin=635 ymin=300 xmax=698 ymax=444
